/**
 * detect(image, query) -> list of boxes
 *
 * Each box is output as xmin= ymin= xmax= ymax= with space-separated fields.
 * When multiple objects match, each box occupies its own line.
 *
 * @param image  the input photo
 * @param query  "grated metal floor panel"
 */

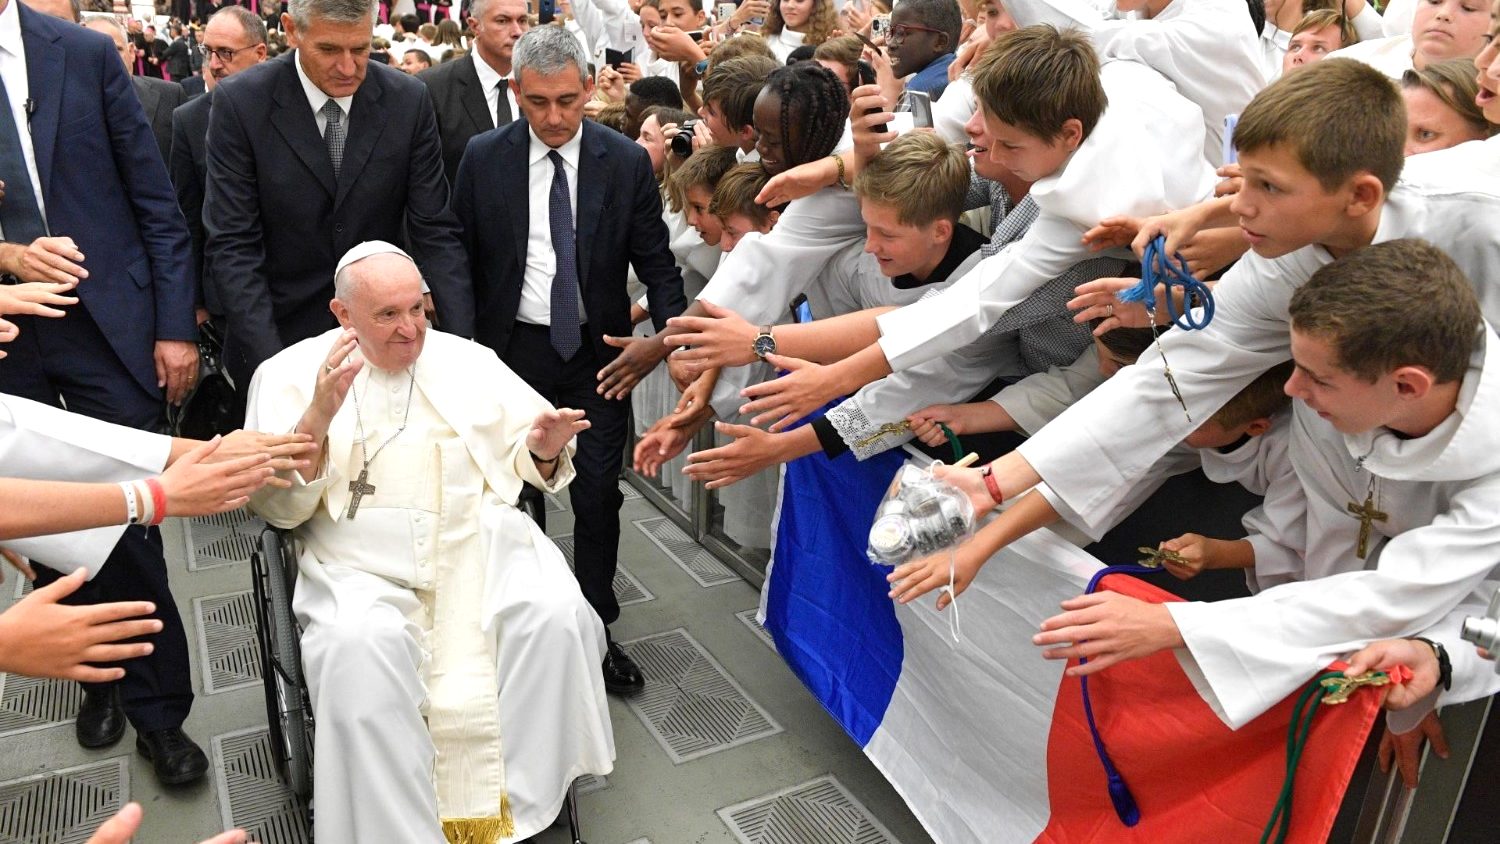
xmin=553 ymin=536 xmax=655 ymax=607
xmin=631 ymin=517 xmax=740 ymax=587
xmin=194 ymin=591 xmax=261 ymax=694
xmin=0 ymin=757 xmax=128 ymax=844
xmin=618 ymin=628 xmax=781 ymax=764
xmin=544 ymin=492 xmax=567 ymax=514
xmin=185 ymin=509 xmax=266 ymax=571
xmin=574 ymin=773 xmax=607 ymax=795
xmin=212 ymin=728 xmax=311 ymax=844
xmin=734 ymin=609 xmax=776 ymax=652
xmin=0 ymin=674 xmax=82 ymax=739
xmin=717 ymin=775 xmax=900 ymax=844
xmin=618 ymin=479 xmax=641 ymax=501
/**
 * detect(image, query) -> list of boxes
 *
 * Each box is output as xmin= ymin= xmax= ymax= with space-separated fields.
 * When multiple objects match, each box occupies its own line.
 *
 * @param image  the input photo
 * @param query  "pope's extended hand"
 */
xmin=528 ymin=408 xmax=589 ymax=461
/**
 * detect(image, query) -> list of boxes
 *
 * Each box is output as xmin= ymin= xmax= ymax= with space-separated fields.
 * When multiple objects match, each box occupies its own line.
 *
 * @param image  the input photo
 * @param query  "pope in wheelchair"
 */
xmin=246 ymin=242 xmax=614 ymax=843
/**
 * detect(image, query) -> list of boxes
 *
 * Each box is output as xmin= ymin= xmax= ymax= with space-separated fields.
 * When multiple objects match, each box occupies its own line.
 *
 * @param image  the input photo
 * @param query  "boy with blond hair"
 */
xmin=709 ymin=163 xmax=779 ymax=252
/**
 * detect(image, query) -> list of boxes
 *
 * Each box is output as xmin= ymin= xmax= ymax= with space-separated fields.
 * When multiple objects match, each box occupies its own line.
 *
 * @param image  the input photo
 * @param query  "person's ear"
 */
xmin=766 ymin=209 xmax=781 ymax=228
xmin=1345 ymin=172 xmax=1385 ymax=219
xmin=282 ymin=12 xmax=298 ymax=45
xmin=737 ymin=122 xmax=756 ymax=147
xmin=1058 ymin=117 xmax=1084 ymax=151
xmin=1244 ymin=417 xmax=1272 ymax=438
xmin=1391 ymin=365 xmax=1436 ymax=400
xmin=930 ymin=217 xmax=953 ymax=244
xmin=583 ymin=72 xmax=596 ymax=98
xmin=330 ymin=299 xmax=352 ymax=327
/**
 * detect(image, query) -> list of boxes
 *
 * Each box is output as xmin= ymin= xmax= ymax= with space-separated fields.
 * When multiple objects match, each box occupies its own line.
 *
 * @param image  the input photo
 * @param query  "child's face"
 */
xmin=639 ymin=5 xmax=662 ymax=29
xmin=1412 ymin=0 xmax=1491 ymax=67
xmin=718 ymin=211 xmax=772 ymax=251
xmin=753 ymin=89 xmax=801 ymax=176
xmin=684 ymin=184 xmax=724 ymax=246
xmin=1285 ymin=328 xmax=1391 ymax=434
xmin=1475 ymin=8 xmax=1500 ymax=124
xmin=700 ymin=99 xmax=742 ymax=148
xmin=979 ymin=107 xmax=1079 ymax=184
xmin=981 ymin=0 xmax=1017 ymax=40
xmin=1282 ymin=24 xmax=1343 ymax=73
xmin=636 ymin=114 xmax=667 ymax=175
xmin=1403 ymin=84 xmax=1488 ymax=155
xmin=860 ymin=199 xmax=947 ymax=280
xmin=659 ymin=0 xmax=706 ymax=29
xmin=779 ymin=0 xmax=815 ymax=30
xmin=962 ymin=107 xmax=1010 ymax=181
xmin=1229 ymin=143 xmax=1358 ymax=258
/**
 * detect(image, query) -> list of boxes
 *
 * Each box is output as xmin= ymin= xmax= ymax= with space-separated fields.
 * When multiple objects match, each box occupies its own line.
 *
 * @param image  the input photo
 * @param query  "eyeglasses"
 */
xmin=887 ymin=23 xmax=943 ymax=43
xmin=204 ymin=45 xmax=255 ymax=63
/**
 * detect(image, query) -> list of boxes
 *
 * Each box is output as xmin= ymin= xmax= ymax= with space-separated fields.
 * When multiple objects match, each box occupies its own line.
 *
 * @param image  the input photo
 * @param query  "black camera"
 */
xmin=670 ymin=120 xmax=699 ymax=158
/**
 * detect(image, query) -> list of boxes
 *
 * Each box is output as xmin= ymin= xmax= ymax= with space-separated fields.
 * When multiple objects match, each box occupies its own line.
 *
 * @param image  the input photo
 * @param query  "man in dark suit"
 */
xmin=0 ymin=0 xmax=206 ymax=785
xmin=163 ymin=20 xmax=193 ymax=79
xmin=140 ymin=23 xmax=167 ymax=77
xmin=417 ymin=0 xmax=526 ymax=186
xmin=170 ymin=5 xmax=267 ymax=320
xmin=452 ymin=25 xmax=687 ymax=695
xmin=82 ymin=16 xmax=186 ymax=165
xmin=205 ymin=0 xmax=471 ymax=391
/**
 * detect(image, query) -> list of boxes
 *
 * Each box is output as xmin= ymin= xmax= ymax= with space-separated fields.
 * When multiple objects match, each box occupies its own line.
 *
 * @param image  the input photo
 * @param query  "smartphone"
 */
xmin=789 ymin=293 xmax=813 ymax=324
xmin=715 ymin=2 xmax=737 ymax=22
xmin=605 ymin=47 xmax=633 ymax=69
xmin=686 ymin=29 xmax=705 ymax=42
xmin=903 ymin=90 xmax=933 ymax=129
xmin=871 ymin=15 xmax=890 ymax=37
xmin=1222 ymin=113 xmax=1239 ymax=165
xmin=538 ymin=0 xmax=556 ymax=24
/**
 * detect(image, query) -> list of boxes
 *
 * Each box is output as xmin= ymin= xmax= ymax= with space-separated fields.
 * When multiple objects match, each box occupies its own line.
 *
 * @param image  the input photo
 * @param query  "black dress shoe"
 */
xmin=76 ymin=687 xmax=126 ymax=749
xmin=136 ymin=728 xmax=209 ymax=786
xmin=602 ymin=639 xmax=645 ymax=696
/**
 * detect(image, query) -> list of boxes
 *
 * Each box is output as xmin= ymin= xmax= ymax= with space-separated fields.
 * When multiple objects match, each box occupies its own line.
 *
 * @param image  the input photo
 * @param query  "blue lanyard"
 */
xmin=1117 ymin=236 xmax=1216 ymax=331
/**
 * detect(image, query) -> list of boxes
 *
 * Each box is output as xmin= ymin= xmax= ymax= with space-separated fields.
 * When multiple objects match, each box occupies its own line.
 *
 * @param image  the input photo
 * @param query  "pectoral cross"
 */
xmin=1346 ymin=491 xmax=1387 ymax=560
xmin=345 ymin=469 xmax=376 ymax=520
xmin=1319 ymin=670 xmax=1395 ymax=705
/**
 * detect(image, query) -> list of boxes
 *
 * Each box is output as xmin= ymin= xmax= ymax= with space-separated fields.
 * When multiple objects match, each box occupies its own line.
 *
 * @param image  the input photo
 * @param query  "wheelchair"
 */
xmin=249 ymin=491 xmax=588 ymax=842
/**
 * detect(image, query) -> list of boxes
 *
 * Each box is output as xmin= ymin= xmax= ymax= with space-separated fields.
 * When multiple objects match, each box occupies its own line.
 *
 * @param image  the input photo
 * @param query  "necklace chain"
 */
xmin=351 ymin=365 xmax=417 ymax=474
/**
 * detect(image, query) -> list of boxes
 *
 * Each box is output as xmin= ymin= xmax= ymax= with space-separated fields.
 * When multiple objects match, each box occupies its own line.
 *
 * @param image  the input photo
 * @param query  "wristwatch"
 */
xmin=752 ymin=325 xmax=776 ymax=359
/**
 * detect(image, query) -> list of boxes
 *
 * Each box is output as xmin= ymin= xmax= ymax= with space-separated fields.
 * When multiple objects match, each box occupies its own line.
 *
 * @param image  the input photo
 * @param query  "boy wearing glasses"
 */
xmin=887 ymin=0 xmax=962 ymax=100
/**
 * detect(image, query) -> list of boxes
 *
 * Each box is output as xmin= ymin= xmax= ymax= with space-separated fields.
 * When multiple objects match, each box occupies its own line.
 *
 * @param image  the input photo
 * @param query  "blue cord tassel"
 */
xmin=1077 ymin=564 xmax=1161 ymax=826
xmin=1116 ymin=236 xmax=1215 ymax=331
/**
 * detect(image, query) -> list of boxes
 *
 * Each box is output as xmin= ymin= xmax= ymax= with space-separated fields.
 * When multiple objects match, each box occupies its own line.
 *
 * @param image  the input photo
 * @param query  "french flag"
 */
xmin=764 ymin=447 xmax=1380 ymax=843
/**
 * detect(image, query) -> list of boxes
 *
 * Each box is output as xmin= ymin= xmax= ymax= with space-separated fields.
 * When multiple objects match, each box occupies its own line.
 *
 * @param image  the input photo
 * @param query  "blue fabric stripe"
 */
xmin=765 ymin=445 xmax=907 ymax=746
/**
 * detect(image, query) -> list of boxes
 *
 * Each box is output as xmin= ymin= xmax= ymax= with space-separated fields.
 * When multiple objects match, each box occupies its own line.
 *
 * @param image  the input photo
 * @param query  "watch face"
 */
xmin=753 ymin=334 xmax=776 ymax=358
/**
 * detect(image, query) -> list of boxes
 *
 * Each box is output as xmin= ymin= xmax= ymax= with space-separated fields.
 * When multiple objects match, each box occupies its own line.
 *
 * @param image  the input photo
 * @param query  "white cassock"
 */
xmin=0 ymin=393 xmax=170 ymax=576
xmin=874 ymin=59 xmax=1215 ymax=374
xmin=1167 ymin=326 xmax=1500 ymax=728
xmin=1001 ymin=0 xmax=1266 ymax=166
xmin=1016 ymin=152 xmax=1500 ymax=542
xmin=247 ymin=329 xmax=614 ymax=844
xmin=1327 ymin=34 xmax=1416 ymax=79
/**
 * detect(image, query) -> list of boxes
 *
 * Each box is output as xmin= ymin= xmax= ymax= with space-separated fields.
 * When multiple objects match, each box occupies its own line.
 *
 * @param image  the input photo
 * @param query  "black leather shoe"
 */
xmin=602 ymin=639 xmax=645 ymax=696
xmin=75 ymin=687 xmax=126 ymax=749
xmin=136 ymin=728 xmax=209 ymax=786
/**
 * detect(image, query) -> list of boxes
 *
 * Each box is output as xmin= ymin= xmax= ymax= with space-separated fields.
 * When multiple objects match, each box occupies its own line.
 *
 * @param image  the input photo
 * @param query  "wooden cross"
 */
xmin=1346 ymin=492 xmax=1387 ymax=560
xmin=345 ymin=469 xmax=376 ymax=520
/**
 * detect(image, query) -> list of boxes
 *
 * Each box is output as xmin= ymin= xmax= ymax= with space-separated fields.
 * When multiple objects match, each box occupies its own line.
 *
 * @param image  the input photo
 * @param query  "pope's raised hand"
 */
xmin=310 ymin=329 xmax=363 ymax=421
xmin=527 ymin=408 xmax=589 ymax=462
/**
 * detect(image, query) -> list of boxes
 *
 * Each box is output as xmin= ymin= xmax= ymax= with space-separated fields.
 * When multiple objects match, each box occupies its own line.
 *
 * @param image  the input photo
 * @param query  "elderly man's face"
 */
xmin=204 ymin=14 xmax=268 ymax=85
xmin=331 ymin=254 xmax=428 ymax=372
xmin=283 ymin=11 xmax=372 ymax=98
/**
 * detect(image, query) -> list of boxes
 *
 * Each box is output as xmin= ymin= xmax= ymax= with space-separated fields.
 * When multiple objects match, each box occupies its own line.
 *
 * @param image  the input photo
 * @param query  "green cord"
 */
xmin=936 ymin=423 xmax=964 ymax=463
xmin=1260 ymin=671 xmax=1347 ymax=844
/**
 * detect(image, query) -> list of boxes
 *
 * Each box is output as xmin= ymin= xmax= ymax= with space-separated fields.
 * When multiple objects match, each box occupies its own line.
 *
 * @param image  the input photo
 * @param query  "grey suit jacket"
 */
xmin=131 ymin=74 xmax=185 ymax=165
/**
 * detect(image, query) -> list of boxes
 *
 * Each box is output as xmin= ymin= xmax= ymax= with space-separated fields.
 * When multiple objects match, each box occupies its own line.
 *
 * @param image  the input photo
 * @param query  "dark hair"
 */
xmin=398 ymin=13 xmax=420 ymax=31
xmin=1095 ymin=325 xmax=1157 ymax=364
xmin=1211 ymin=361 xmax=1294 ymax=428
xmin=762 ymin=62 xmax=849 ymax=168
xmin=629 ymin=75 xmax=686 ymax=111
xmin=787 ymin=44 xmax=818 ymax=64
xmin=703 ymin=55 xmax=779 ymax=131
xmin=897 ymin=0 xmax=962 ymax=50
xmin=1289 ymin=239 xmax=1480 ymax=383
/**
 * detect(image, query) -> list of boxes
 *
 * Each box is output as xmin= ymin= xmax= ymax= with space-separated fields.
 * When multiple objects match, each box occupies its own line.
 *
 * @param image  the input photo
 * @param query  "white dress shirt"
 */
xmin=470 ymin=51 xmax=516 ymax=129
xmin=0 ymin=0 xmax=48 ymax=234
xmin=295 ymin=48 xmax=355 ymax=136
xmin=518 ymin=126 xmax=586 ymax=326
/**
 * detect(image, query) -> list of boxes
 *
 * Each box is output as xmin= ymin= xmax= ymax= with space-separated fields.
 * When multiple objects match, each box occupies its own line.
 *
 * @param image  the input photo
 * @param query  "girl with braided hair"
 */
xmin=751 ymin=62 xmax=850 ymax=176
xmin=762 ymin=0 xmax=840 ymax=61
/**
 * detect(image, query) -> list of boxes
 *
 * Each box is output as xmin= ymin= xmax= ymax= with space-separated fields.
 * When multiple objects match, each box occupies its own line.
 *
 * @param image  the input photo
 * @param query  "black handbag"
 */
xmin=168 ymin=321 xmax=242 ymax=439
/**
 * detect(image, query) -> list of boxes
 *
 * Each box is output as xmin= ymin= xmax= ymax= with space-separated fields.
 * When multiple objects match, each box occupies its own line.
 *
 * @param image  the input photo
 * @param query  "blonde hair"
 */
xmin=665 ymin=144 xmax=739 ymax=214
xmin=1291 ymin=8 xmax=1358 ymax=48
xmin=853 ymin=132 xmax=969 ymax=226
xmin=971 ymin=25 xmax=1105 ymax=141
xmin=1235 ymin=58 xmax=1405 ymax=192
xmin=709 ymin=163 xmax=774 ymax=225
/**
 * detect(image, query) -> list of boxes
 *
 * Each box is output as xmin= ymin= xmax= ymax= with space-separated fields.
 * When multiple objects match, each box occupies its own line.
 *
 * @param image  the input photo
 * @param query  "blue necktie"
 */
xmin=0 ymin=75 xmax=47 ymax=246
xmin=547 ymin=150 xmax=581 ymax=361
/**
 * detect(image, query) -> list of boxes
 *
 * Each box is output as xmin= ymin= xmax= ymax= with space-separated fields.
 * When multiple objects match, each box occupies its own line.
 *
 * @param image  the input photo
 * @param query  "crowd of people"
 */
xmin=0 ymin=0 xmax=1497 ymax=840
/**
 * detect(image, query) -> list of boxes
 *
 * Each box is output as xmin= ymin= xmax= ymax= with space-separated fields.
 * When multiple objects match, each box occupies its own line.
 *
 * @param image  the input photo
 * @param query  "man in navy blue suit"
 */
xmin=451 ymin=25 xmax=687 ymax=695
xmin=0 ymin=0 xmax=208 ymax=785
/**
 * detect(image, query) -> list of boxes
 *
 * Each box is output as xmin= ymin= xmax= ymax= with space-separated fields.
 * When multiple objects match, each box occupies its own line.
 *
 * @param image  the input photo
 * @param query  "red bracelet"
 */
xmin=980 ymin=464 xmax=1004 ymax=506
xmin=144 ymin=477 xmax=168 ymax=526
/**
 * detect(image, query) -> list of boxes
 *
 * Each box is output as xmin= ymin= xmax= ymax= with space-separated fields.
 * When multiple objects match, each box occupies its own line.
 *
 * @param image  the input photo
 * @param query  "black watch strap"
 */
xmin=1410 ymin=636 xmax=1453 ymax=692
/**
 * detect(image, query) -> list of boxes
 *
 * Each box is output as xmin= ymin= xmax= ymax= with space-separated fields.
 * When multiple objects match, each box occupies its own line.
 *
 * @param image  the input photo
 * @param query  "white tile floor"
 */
xmin=0 ymin=488 xmax=936 ymax=844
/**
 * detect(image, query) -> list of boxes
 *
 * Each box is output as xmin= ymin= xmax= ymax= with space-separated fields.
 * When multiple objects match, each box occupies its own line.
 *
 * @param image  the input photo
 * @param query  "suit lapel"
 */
xmin=573 ymin=122 xmax=610 ymax=294
xmin=270 ymin=53 xmax=337 ymax=198
xmin=334 ymin=70 xmax=388 ymax=208
xmin=131 ymin=77 xmax=161 ymax=124
xmin=456 ymin=57 xmax=493 ymax=134
xmin=19 ymin=6 xmax=63 ymax=206
xmin=504 ymin=123 xmax=529 ymax=273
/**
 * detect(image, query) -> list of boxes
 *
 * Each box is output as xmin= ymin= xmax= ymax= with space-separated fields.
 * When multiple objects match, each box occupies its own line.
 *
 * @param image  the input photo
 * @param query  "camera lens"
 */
xmin=1461 ymin=615 xmax=1500 ymax=651
xmin=671 ymin=121 xmax=698 ymax=158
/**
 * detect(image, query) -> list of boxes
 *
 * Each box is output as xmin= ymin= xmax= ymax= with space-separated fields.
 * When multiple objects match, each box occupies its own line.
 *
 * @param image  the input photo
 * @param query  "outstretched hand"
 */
xmin=665 ymin=300 xmax=759 ymax=372
xmin=1343 ymin=638 xmax=1444 ymax=712
xmin=597 ymin=334 xmax=669 ymax=400
xmin=87 ymin=803 xmax=247 ymax=844
xmin=1033 ymin=591 xmax=1183 ymax=677
xmin=737 ymin=353 xmax=839 ymax=432
xmin=1379 ymin=713 xmax=1449 ymax=790
xmin=886 ymin=538 xmax=989 ymax=610
xmin=158 ymin=436 xmax=278 ymax=516
xmin=0 ymin=569 xmax=162 ymax=683
xmin=0 ymin=279 xmax=79 ymax=318
xmin=1066 ymin=277 xmax=1160 ymax=336
xmin=682 ymin=421 xmax=782 ymax=489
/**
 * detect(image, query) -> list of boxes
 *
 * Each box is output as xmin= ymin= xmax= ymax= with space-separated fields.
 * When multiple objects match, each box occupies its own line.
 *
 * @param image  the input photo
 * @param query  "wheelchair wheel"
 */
xmin=251 ymin=528 xmax=315 ymax=801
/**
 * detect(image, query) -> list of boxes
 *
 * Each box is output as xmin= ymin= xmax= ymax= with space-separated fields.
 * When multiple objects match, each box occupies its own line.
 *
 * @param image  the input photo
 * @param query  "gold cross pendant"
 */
xmin=346 ymin=469 xmax=376 ymax=520
xmin=1346 ymin=491 xmax=1387 ymax=560
xmin=1137 ymin=546 xmax=1188 ymax=569
xmin=1319 ymin=670 xmax=1393 ymax=705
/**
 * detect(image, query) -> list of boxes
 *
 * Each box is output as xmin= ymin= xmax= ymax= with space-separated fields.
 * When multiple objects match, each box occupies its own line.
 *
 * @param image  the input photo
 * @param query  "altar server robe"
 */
xmin=247 ymin=328 xmax=614 ymax=843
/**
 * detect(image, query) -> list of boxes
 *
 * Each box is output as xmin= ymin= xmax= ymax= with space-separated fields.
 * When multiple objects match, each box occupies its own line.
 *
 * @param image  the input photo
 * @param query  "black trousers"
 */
xmin=503 ymin=323 xmax=628 ymax=627
xmin=0 ymin=308 xmax=194 ymax=732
